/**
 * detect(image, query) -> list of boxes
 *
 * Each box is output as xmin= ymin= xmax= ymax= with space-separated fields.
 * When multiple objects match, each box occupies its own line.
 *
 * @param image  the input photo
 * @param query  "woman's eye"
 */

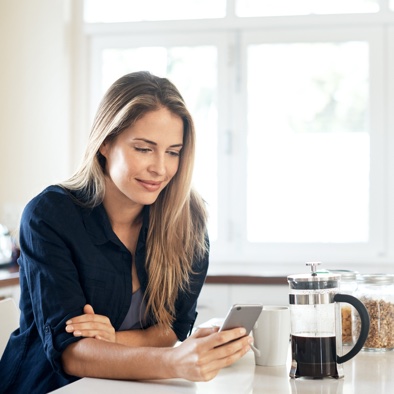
xmin=167 ymin=150 xmax=180 ymax=157
xmin=135 ymin=147 xmax=151 ymax=153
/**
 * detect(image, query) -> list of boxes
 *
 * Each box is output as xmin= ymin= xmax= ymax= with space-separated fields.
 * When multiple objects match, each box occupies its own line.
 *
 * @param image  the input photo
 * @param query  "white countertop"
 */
xmin=52 ymin=346 xmax=394 ymax=394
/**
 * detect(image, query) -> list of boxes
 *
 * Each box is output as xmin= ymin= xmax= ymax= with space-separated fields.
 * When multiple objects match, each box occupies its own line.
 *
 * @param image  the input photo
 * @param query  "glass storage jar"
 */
xmin=353 ymin=274 xmax=394 ymax=351
xmin=328 ymin=269 xmax=359 ymax=345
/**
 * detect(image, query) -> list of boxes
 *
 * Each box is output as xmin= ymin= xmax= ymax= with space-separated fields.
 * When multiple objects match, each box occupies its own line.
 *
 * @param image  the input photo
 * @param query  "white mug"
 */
xmin=252 ymin=306 xmax=290 ymax=366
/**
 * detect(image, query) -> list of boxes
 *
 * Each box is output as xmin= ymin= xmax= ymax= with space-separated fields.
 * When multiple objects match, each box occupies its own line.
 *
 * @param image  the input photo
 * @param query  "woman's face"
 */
xmin=99 ymin=107 xmax=184 ymax=208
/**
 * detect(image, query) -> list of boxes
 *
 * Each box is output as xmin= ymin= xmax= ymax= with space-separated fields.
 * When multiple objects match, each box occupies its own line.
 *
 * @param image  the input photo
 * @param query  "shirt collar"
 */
xmin=82 ymin=203 xmax=149 ymax=246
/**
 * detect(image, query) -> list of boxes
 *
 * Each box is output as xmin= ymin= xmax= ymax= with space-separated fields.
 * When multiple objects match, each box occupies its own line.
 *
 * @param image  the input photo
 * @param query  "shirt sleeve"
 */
xmin=172 ymin=239 xmax=210 ymax=341
xmin=19 ymin=191 xmax=88 ymax=377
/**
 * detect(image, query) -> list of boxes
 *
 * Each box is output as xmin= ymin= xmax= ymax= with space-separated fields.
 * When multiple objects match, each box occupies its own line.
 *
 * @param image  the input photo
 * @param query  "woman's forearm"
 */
xmin=115 ymin=325 xmax=178 ymax=347
xmin=61 ymin=338 xmax=174 ymax=380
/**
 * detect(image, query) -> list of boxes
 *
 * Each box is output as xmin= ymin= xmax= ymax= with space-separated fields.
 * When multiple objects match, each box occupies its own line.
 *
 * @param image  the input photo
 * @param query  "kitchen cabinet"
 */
xmin=195 ymin=284 xmax=231 ymax=327
xmin=195 ymin=283 xmax=288 ymax=327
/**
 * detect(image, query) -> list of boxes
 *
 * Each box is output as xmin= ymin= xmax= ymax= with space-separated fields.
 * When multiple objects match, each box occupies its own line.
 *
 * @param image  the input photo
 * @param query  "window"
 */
xmin=84 ymin=1 xmax=394 ymax=269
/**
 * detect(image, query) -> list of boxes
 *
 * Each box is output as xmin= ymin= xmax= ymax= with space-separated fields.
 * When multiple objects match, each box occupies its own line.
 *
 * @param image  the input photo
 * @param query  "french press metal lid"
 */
xmin=288 ymin=262 xmax=341 ymax=305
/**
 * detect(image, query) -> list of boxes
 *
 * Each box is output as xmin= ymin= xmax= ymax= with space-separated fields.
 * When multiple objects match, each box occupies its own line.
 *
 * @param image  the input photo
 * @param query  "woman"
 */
xmin=0 ymin=72 xmax=252 ymax=393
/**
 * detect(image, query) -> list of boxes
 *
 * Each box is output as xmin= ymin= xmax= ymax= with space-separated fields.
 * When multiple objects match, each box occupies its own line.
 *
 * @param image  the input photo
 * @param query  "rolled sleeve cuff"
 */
xmin=43 ymin=318 xmax=82 ymax=377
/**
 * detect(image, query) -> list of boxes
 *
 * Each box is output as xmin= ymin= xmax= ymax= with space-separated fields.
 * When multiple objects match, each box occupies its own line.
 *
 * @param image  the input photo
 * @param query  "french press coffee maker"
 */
xmin=287 ymin=262 xmax=370 ymax=379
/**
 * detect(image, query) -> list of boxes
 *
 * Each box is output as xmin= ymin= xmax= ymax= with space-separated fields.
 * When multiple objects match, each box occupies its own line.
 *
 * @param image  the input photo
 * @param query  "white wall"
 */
xmin=0 ymin=0 xmax=83 ymax=234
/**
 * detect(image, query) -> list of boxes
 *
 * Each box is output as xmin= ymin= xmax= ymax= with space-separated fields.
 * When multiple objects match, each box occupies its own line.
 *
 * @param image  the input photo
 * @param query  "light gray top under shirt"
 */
xmin=119 ymin=288 xmax=147 ymax=331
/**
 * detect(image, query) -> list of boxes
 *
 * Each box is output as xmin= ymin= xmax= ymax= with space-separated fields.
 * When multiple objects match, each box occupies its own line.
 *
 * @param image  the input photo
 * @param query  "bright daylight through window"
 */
xmin=247 ymin=42 xmax=369 ymax=243
xmin=84 ymin=0 xmax=394 ymax=267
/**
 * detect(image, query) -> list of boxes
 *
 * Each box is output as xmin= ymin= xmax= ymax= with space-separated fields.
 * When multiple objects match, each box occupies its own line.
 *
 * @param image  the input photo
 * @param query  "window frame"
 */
xmin=84 ymin=10 xmax=394 ymax=271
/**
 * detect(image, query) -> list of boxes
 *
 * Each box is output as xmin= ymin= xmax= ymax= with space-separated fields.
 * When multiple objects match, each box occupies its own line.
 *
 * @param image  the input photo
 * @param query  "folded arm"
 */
xmin=65 ymin=304 xmax=177 ymax=347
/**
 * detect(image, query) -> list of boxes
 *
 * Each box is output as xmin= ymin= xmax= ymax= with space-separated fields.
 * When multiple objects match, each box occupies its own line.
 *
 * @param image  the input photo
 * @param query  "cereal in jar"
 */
xmin=353 ymin=274 xmax=394 ymax=351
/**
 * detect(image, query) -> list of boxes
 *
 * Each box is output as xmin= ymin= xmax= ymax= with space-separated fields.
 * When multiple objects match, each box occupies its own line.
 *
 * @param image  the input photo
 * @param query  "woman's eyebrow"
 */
xmin=133 ymin=138 xmax=183 ymax=148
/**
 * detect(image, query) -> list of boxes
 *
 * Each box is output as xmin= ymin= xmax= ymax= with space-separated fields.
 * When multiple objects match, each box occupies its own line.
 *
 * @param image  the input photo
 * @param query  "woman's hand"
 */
xmin=65 ymin=304 xmax=116 ymax=343
xmin=167 ymin=326 xmax=253 ymax=382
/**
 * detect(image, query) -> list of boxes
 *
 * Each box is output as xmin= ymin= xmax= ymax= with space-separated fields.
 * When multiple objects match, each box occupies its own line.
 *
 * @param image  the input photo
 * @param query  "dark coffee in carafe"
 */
xmin=287 ymin=263 xmax=370 ymax=379
xmin=291 ymin=335 xmax=338 ymax=378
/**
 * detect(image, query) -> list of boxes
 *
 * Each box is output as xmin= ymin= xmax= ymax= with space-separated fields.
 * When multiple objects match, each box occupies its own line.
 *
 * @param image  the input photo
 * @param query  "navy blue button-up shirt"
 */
xmin=0 ymin=186 xmax=209 ymax=394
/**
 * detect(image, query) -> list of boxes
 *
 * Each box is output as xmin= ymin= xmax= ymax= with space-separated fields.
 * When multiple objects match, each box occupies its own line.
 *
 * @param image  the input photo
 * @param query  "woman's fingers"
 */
xmin=65 ymin=322 xmax=115 ymax=341
xmin=199 ymin=330 xmax=252 ymax=367
xmin=83 ymin=304 xmax=95 ymax=315
xmin=192 ymin=326 xmax=248 ymax=350
xmin=170 ymin=327 xmax=252 ymax=381
xmin=65 ymin=305 xmax=116 ymax=342
xmin=66 ymin=307 xmax=111 ymax=327
xmin=198 ymin=336 xmax=252 ymax=378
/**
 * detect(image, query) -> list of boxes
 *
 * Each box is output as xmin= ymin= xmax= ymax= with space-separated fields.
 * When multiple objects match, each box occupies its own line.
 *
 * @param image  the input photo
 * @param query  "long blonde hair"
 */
xmin=61 ymin=71 xmax=208 ymax=329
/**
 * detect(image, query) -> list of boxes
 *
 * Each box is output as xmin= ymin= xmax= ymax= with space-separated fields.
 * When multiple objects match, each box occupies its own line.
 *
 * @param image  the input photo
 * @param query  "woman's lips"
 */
xmin=136 ymin=179 xmax=162 ymax=192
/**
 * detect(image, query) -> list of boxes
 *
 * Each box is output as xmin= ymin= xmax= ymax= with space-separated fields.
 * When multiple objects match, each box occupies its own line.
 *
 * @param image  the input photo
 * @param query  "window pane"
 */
xmin=84 ymin=0 xmax=226 ymax=22
xmin=247 ymin=42 xmax=369 ymax=243
xmin=236 ymin=0 xmax=379 ymax=17
xmin=100 ymin=46 xmax=218 ymax=239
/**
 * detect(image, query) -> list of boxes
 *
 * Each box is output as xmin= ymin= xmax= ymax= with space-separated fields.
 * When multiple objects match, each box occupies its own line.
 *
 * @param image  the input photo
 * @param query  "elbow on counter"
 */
xmin=61 ymin=340 xmax=90 ymax=378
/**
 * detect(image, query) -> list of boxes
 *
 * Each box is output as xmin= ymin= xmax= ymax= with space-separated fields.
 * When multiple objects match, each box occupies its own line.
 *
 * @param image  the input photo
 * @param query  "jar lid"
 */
xmin=288 ymin=262 xmax=340 ymax=290
xmin=327 ymin=269 xmax=358 ymax=281
xmin=361 ymin=274 xmax=393 ymax=285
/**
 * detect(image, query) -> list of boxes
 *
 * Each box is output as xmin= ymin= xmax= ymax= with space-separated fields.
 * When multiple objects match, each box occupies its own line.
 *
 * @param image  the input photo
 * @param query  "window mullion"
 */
xmin=388 ymin=26 xmax=394 ymax=261
xmin=230 ymin=30 xmax=248 ymax=252
xmin=214 ymin=31 xmax=244 ymax=260
xmin=226 ymin=0 xmax=236 ymax=18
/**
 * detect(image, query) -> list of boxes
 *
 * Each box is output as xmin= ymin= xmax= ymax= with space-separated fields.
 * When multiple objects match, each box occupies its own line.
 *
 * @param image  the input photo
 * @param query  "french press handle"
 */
xmin=334 ymin=293 xmax=370 ymax=364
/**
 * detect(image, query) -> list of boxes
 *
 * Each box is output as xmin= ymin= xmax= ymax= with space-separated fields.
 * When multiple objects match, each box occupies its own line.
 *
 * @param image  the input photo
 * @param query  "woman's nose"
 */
xmin=148 ymin=154 xmax=166 ymax=175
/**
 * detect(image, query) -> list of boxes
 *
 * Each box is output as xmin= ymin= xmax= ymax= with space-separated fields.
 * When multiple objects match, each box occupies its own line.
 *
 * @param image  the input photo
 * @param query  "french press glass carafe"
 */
xmin=287 ymin=262 xmax=370 ymax=379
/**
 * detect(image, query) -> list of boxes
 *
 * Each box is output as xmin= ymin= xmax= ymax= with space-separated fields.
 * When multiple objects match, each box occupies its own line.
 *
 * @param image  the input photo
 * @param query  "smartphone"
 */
xmin=218 ymin=304 xmax=263 ymax=334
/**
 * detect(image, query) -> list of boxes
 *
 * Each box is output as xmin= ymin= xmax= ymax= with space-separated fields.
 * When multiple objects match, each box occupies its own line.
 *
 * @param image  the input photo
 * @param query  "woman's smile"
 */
xmin=136 ymin=179 xmax=163 ymax=192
